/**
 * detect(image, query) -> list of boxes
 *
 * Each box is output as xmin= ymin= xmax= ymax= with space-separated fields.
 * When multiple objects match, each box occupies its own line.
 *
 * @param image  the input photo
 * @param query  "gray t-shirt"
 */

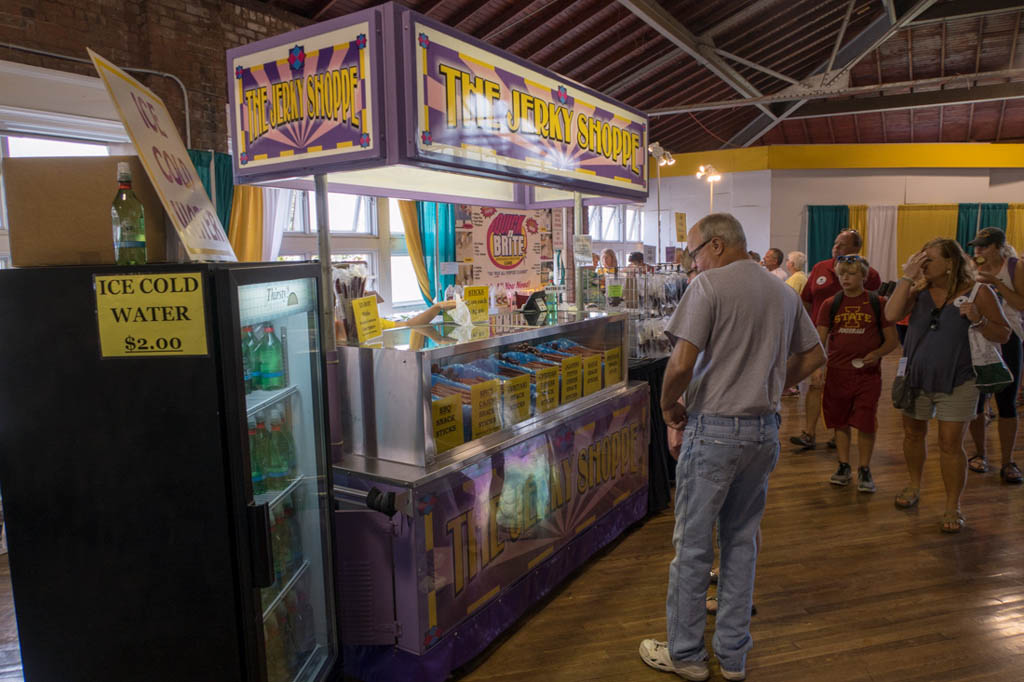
xmin=665 ymin=259 xmax=821 ymax=416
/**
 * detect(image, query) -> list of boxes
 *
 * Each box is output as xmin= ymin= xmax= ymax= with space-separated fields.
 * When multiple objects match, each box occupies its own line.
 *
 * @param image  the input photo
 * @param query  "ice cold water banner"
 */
xmin=229 ymin=20 xmax=373 ymax=174
xmin=453 ymin=204 xmax=553 ymax=292
xmin=414 ymin=387 xmax=649 ymax=649
xmin=413 ymin=21 xmax=648 ymax=199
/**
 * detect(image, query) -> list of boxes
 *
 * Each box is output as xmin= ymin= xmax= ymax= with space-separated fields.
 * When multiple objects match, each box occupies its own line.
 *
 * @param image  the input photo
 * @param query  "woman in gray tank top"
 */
xmin=884 ymin=238 xmax=1010 ymax=533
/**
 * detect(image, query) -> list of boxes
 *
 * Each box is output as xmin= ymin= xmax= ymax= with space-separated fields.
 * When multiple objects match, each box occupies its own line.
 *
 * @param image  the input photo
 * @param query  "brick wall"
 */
xmin=0 ymin=0 xmax=309 ymax=152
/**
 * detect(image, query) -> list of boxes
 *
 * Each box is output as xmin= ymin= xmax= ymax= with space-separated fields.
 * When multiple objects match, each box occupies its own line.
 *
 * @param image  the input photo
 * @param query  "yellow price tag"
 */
xmin=502 ymin=374 xmax=532 ymax=425
xmin=471 ymin=379 xmax=501 ymax=439
xmin=535 ymin=366 xmax=560 ymax=413
xmin=582 ymin=355 xmax=602 ymax=396
xmin=561 ymin=356 xmax=581 ymax=403
xmin=463 ymin=285 xmax=489 ymax=323
xmin=94 ymin=272 xmax=208 ymax=358
xmin=604 ymin=347 xmax=622 ymax=385
xmin=351 ymin=295 xmax=382 ymax=342
xmin=432 ymin=395 xmax=465 ymax=453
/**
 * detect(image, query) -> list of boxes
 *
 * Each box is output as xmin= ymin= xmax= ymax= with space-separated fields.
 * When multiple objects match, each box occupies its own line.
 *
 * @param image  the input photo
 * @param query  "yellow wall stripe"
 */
xmin=656 ymin=143 xmax=1024 ymax=177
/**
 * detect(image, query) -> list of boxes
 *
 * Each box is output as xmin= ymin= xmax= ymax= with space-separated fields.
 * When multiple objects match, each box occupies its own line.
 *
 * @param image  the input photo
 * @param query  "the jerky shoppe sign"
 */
xmin=228 ymin=18 xmax=373 ymax=175
xmin=414 ymin=19 xmax=648 ymax=199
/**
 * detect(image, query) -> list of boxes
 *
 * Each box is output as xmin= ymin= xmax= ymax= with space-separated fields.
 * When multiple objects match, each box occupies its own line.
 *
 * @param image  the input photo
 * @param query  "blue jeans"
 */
xmin=667 ymin=413 xmax=780 ymax=672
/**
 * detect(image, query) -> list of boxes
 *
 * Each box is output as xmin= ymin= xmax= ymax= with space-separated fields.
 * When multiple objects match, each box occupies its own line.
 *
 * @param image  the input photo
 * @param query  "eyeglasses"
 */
xmin=929 ymin=307 xmax=941 ymax=331
xmin=836 ymin=255 xmax=863 ymax=264
xmin=687 ymin=238 xmax=713 ymax=260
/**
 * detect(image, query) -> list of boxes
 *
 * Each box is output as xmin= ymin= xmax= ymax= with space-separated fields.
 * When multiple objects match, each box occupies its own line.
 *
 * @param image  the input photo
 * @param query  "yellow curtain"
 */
xmin=896 ymin=204 xmax=958 ymax=275
xmin=398 ymin=200 xmax=433 ymax=303
xmin=228 ymin=185 xmax=263 ymax=261
xmin=1007 ymin=203 xmax=1024 ymax=256
xmin=849 ymin=205 xmax=867 ymax=256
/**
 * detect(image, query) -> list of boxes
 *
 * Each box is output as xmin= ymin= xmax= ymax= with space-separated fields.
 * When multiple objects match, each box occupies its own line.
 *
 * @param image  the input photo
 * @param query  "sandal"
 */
xmin=894 ymin=486 xmax=920 ymax=509
xmin=1000 ymin=461 xmax=1023 ymax=484
xmin=941 ymin=511 xmax=965 ymax=534
xmin=968 ymin=455 xmax=988 ymax=473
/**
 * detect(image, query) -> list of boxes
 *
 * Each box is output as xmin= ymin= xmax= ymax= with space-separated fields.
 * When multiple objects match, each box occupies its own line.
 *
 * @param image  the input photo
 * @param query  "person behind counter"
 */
xmin=600 ymin=249 xmax=619 ymax=270
xmin=337 ymin=292 xmax=456 ymax=341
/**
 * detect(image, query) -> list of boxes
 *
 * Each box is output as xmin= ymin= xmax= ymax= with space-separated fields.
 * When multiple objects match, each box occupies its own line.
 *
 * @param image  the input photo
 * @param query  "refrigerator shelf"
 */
xmin=256 ymin=476 xmax=303 ymax=510
xmin=247 ymin=384 xmax=300 ymax=417
xmin=263 ymin=559 xmax=310 ymax=622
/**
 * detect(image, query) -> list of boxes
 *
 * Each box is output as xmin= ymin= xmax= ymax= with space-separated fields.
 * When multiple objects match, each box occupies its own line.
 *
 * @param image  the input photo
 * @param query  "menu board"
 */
xmin=453 ymin=204 xmax=553 ymax=295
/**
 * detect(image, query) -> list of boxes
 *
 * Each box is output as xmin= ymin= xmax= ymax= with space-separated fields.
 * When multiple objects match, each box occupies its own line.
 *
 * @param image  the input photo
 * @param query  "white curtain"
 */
xmin=866 ymin=205 xmax=898 ymax=282
xmin=261 ymin=187 xmax=296 ymax=261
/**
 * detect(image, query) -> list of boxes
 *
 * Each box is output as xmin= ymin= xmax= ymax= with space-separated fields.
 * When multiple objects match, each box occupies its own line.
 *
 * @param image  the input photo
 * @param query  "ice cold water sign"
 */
xmin=94 ymin=272 xmax=208 ymax=358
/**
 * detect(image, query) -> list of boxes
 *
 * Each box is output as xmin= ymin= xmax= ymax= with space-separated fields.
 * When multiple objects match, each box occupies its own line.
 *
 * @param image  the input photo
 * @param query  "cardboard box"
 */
xmin=4 ymin=155 xmax=169 ymax=266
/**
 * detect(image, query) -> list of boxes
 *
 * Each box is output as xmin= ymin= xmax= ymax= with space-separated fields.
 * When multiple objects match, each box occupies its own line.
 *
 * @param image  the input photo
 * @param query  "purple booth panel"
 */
xmin=334 ymin=509 xmax=398 ymax=647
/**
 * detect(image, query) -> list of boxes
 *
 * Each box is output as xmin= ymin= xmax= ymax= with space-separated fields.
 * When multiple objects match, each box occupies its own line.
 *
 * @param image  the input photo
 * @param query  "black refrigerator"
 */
xmin=0 ymin=262 xmax=338 ymax=682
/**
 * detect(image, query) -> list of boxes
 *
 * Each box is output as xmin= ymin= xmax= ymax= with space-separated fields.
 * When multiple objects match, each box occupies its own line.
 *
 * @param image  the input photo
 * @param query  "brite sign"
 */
xmin=487 ymin=214 xmax=527 ymax=270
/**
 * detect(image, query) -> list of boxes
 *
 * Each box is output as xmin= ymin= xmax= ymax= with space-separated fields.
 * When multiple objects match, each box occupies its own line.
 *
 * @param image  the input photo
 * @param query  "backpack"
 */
xmin=828 ymin=291 xmax=885 ymax=348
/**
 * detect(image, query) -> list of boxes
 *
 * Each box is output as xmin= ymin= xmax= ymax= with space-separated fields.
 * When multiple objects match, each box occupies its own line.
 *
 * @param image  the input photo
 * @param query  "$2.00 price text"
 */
xmin=124 ymin=335 xmax=184 ymax=353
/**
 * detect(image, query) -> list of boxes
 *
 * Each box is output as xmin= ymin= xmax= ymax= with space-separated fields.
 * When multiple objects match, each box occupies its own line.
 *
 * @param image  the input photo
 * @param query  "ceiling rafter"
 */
xmin=906 ymin=0 xmax=1024 ymax=27
xmin=720 ymin=0 xmax=939 ymax=148
xmin=616 ymin=0 xmax=778 ymax=119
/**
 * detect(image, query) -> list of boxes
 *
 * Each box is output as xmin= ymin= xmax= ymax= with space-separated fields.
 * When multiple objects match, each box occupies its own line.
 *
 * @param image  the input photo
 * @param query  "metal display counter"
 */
xmin=328 ymin=313 xmax=649 ymax=681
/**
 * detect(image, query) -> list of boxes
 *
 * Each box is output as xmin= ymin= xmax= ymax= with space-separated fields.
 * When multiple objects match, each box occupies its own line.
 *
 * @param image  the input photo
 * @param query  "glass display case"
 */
xmin=334 ymin=311 xmax=628 ymax=470
xmin=236 ymin=275 xmax=335 ymax=682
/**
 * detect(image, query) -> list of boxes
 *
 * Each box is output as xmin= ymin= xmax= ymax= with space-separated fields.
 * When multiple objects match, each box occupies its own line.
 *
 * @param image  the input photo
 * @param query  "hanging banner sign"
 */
xmin=412 ymin=20 xmax=648 ymax=198
xmin=89 ymin=50 xmax=236 ymax=262
xmin=227 ymin=16 xmax=375 ymax=179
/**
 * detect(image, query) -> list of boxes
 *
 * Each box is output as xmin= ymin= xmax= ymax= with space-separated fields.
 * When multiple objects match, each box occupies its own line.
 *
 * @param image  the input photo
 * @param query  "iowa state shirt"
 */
xmin=816 ymin=292 xmax=892 ymax=371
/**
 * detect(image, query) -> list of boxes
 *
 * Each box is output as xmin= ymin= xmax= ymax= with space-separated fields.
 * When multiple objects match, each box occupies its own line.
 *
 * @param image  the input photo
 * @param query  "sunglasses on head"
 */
xmin=836 ymin=255 xmax=863 ymax=264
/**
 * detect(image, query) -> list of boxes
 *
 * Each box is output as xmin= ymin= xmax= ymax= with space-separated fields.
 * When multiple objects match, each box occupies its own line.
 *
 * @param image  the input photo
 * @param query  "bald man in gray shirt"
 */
xmin=639 ymin=213 xmax=824 ymax=682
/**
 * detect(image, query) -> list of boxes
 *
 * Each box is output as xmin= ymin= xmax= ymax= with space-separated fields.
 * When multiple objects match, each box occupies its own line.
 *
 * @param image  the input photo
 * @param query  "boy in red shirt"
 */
xmin=816 ymin=255 xmax=899 ymax=491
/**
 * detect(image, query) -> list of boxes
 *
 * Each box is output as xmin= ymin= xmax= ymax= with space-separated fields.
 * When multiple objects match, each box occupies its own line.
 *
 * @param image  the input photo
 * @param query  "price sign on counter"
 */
xmin=471 ymin=379 xmax=501 ymax=439
xmin=351 ymin=295 xmax=382 ymax=342
xmin=604 ymin=347 xmax=622 ymax=385
xmin=561 ymin=356 xmax=582 ymax=403
xmin=94 ymin=272 xmax=208 ymax=358
xmin=432 ymin=395 xmax=465 ymax=453
xmin=582 ymin=355 xmax=602 ymax=396
xmin=502 ymin=374 xmax=531 ymax=425
xmin=463 ymin=286 xmax=489 ymax=323
xmin=535 ymin=366 xmax=560 ymax=413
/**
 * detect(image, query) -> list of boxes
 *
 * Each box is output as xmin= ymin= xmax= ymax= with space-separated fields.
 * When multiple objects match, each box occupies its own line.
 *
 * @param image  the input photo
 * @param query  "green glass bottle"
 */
xmin=111 ymin=162 xmax=146 ymax=265
xmin=258 ymin=323 xmax=285 ymax=390
xmin=248 ymin=417 xmax=266 ymax=496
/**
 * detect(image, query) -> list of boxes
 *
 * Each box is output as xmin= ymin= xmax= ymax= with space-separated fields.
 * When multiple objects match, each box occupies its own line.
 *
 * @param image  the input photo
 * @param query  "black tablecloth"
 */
xmin=629 ymin=356 xmax=673 ymax=516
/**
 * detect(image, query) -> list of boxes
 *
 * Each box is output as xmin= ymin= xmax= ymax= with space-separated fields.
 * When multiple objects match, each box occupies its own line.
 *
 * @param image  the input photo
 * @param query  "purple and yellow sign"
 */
xmin=413 ymin=20 xmax=648 ymax=198
xmin=415 ymin=386 xmax=649 ymax=649
xmin=229 ymin=20 xmax=374 ymax=176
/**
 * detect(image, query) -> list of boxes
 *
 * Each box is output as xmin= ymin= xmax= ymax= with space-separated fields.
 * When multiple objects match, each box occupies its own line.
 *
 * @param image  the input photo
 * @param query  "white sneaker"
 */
xmin=721 ymin=667 xmax=747 ymax=681
xmin=638 ymin=639 xmax=709 ymax=681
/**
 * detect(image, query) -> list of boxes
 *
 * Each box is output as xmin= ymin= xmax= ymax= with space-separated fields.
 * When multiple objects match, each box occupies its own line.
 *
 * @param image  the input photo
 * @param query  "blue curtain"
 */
xmin=956 ymin=203 xmax=979 ymax=254
xmin=957 ymin=203 xmax=1009 ymax=253
xmin=188 ymin=150 xmax=234 ymax=236
xmin=415 ymin=201 xmax=455 ymax=305
xmin=807 ymin=205 xmax=850 ymax=267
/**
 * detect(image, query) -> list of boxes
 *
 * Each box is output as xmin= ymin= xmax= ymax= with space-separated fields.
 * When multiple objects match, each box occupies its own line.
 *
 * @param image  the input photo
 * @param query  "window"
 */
xmin=285 ymin=191 xmax=374 ymax=234
xmin=588 ymin=205 xmax=621 ymax=241
xmin=6 ymin=136 xmax=109 ymax=158
xmin=387 ymin=199 xmax=421 ymax=306
xmin=624 ymin=206 xmax=642 ymax=242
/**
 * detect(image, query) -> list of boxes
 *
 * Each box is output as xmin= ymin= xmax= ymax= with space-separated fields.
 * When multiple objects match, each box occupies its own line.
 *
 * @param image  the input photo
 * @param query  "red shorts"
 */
xmin=822 ymin=368 xmax=882 ymax=434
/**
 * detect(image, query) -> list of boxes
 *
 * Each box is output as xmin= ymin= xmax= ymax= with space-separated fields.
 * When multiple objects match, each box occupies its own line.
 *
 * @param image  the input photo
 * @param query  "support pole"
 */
xmin=433 ymin=203 xmax=441 ymax=302
xmin=315 ymin=174 xmax=336 ymax=351
xmin=656 ymin=164 xmax=662 ymax=263
xmin=573 ymin=191 xmax=583 ymax=312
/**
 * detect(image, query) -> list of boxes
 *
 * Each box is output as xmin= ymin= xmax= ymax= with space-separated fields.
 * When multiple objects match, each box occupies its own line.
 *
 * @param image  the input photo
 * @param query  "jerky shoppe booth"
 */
xmin=226 ymin=4 xmax=650 ymax=679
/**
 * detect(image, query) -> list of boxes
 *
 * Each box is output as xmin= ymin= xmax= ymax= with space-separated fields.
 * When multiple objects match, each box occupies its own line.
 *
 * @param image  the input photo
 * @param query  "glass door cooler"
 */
xmin=0 ymin=262 xmax=336 ymax=682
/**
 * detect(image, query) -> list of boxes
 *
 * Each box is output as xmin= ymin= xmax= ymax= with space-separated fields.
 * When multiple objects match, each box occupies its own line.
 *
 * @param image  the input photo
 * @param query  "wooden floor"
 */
xmin=1 ymin=356 xmax=1022 ymax=680
xmin=459 ymin=356 xmax=1024 ymax=681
